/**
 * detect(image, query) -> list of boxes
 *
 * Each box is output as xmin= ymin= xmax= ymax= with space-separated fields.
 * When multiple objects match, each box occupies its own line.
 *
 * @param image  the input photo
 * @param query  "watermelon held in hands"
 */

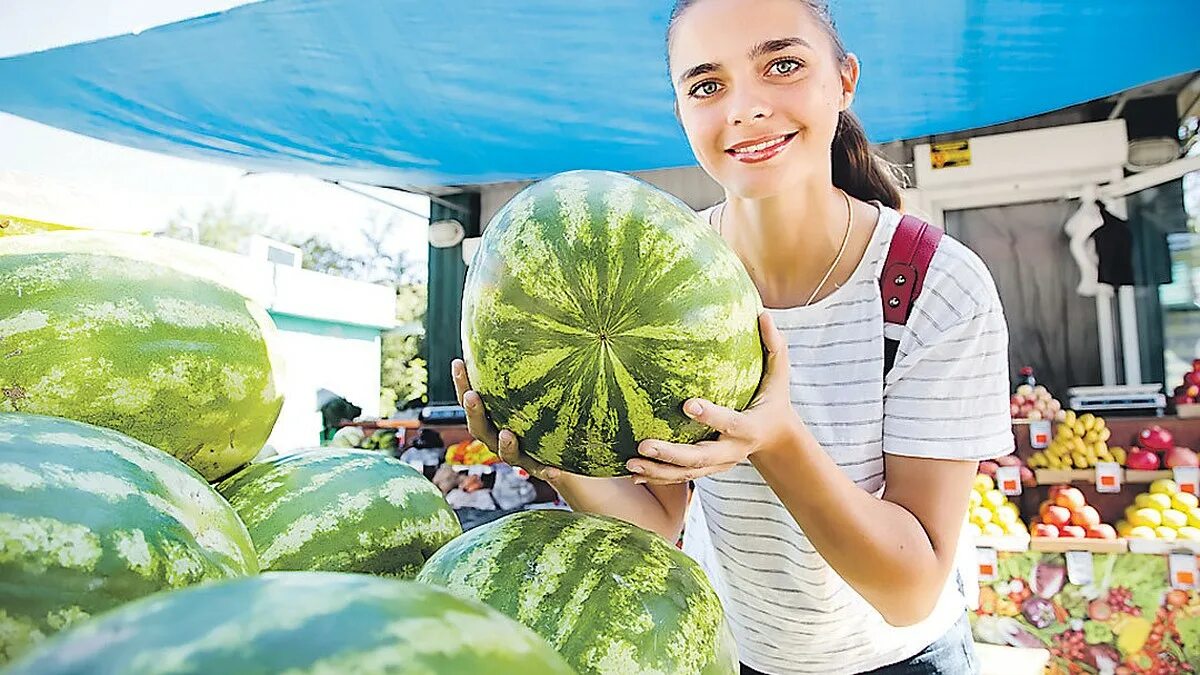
xmin=4 ymin=572 xmax=578 ymax=675
xmin=0 ymin=231 xmax=285 ymax=481
xmin=216 ymin=449 xmax=462 ymax=577
xmin=416 ymin=509 xmax=739 ymax=675
xmin=462 ymin=170 xmax=763 ymax=477
xmin=0 ymin=413 xmax=259 ymax=664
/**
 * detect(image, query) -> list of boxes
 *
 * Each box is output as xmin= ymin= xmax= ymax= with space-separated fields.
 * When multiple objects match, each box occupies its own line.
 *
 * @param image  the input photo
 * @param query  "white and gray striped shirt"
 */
xmin=683 ymin=204 xmax=1014 ymax=674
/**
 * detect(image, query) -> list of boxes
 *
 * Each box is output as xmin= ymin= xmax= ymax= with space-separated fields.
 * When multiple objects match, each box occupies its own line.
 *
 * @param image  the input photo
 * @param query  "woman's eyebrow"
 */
xmin=676 ymin=37 xmax=812 ymax=86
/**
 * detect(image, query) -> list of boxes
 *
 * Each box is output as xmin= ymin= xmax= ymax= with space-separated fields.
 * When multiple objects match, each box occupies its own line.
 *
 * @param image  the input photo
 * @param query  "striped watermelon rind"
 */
xmin=216 ymin=449 xmax=463 ymax=577
xmin=0 ymin=413 xmax=259 ymax=664
xmin=0 ymin=232 xmax=285 ymax=481
xmin=417 ymin=508 xmax=739 ymax=675
xmin=462 ymin=170 xmax=763 ymax=477
xmin=5 ymin=571 xmax=578 ymax=675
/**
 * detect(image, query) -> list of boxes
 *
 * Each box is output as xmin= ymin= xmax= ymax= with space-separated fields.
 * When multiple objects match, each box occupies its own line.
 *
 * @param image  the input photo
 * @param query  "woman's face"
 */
xmin=668 ymin=0 xmax=858 ymax=200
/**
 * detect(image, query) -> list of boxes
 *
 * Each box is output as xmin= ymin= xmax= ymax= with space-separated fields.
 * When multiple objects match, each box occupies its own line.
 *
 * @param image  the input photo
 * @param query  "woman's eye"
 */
xmin=689 ymin=81 xmax=722 ymax=98
xmin=769 ymin=59 xmax=802 ymax=76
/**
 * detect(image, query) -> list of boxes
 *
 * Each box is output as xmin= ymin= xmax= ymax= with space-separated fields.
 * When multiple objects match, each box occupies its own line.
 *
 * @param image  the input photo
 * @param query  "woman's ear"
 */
xmin=839 ymin=53 xmax=861 ymax=111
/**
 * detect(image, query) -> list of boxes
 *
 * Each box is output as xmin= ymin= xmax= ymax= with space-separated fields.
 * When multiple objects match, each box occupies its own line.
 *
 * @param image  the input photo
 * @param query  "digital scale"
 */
xmin=1067 ymin=384 xmax=1166 ymax=417
xmin=419 ymin=404 xmax=467 ymax=425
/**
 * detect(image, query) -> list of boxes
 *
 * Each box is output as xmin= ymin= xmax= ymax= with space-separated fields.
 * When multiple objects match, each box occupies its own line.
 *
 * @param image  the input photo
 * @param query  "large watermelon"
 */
xmin=0 ymin=413 xmax=259 ymax=664
xmin=216 ymin=449 xmax=462 ymax=577
xmin=5 ymin=572 xmax=578 ymax=675
xmin=0 ymin=231 xmax=285 ymax=481
xmin=462 ymin=170 xmax=763 ymax=476
xmin=417 ymin=509 xmax=738 ymax=675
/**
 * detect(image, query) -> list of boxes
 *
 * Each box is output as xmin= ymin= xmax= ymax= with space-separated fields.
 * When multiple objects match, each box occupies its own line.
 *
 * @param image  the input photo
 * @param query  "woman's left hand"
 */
xmin=627 ymin=311 xmax=804 ymax=485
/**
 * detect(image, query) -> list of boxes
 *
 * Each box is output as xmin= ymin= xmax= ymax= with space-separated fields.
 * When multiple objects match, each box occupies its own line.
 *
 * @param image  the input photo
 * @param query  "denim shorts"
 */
xmin=740 ymin=612 xmax=980 ymax=675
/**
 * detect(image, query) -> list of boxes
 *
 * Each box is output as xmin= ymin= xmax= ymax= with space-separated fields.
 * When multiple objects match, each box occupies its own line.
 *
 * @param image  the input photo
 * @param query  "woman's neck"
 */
xmin=722 ymin=182 xmax=868 ymax=309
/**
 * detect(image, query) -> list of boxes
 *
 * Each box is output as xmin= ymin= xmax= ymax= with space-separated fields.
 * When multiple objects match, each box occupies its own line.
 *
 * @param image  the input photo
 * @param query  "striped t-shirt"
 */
xmin=682 ymin=203 xmax=1014 ymax=674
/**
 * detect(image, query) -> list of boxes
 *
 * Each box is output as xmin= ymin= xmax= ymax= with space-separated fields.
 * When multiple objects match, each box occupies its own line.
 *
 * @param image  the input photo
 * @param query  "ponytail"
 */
xmin=832 ymin=110 xmax=902 ymax=209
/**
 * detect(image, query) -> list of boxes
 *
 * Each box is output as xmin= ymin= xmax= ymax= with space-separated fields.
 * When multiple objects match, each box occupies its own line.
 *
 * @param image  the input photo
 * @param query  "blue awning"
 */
xmin=0 ymin=0 xmax=1195 ymax=187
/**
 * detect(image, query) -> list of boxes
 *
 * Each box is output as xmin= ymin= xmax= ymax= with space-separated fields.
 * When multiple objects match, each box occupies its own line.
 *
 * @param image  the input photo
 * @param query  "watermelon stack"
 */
xmin=0 ymin=413 xmax=259 ymax=663
xmin=0 ymin=231 xmax=285 ymax=481
xmin=462 ymin=169 xmax=763 ymax=477
xmin=4 ymin=572 xmax=578 ymax=675
xmin=216 ymin=450 xmax=462 ymax=577
xmin=417 ymin=509 xmax=739 ymax=675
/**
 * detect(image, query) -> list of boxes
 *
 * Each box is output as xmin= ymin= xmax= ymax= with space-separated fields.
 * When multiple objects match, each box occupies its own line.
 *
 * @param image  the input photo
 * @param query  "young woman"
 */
xmin=452 ymin=0 xmax=1013 ymax=672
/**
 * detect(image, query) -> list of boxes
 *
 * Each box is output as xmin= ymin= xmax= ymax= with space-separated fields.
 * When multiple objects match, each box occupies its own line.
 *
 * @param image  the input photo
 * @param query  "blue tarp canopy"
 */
xmin=0 ymin=1 xmax=1196 ymax=187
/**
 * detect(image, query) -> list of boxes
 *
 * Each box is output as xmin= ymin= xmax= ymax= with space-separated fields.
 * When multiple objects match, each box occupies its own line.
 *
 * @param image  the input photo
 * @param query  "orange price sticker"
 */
xmin=1174 ymin=467 xmax=1199 ymax=495
xmin=977 ymin=547 xmax=998 ymax=582
xmin=1095 ymin=462 xmax=1122 ymax=494
xmin=1169 ymin=552 xmax=1198 ymax=591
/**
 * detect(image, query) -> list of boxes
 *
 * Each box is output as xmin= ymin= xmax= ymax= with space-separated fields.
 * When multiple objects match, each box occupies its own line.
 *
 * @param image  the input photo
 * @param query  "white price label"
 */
xmin=1169 ymin=552 xmax=1198 ymax=591
xmin=1175 ymin=467 xmax=1200 ymax=496
xmin=1028 ymin=420 xmax=1052 ymax=449
xmin=977 ymin=547 xmax=999 ymax=582
xmin=1065 ymin=551 xmax=1094 ymax=586
xmin=1095 ymin=462 xmax=1122 ymax=493
xmin=996 ymin=465 xmax=1022 ymax=496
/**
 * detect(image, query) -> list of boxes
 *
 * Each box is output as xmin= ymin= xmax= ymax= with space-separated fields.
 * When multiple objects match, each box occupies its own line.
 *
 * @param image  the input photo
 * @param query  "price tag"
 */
xmin=1029 ymin=420 xmax=1052 ymax=449
xmin=1065 ymin=551 xmax=1094 ymax=586
xmin=996 ymin=465 xmax=1022 ymax=496
xmin=977 ymin=547 xmax=998 ymax=582
xmin=1175 ymin=467 xmax=1200 ymax=495
xmin=1095 ymin=462 xmax=1122 ymax=493
xmin=1169 ymin=552 xmax=1198 ymax=590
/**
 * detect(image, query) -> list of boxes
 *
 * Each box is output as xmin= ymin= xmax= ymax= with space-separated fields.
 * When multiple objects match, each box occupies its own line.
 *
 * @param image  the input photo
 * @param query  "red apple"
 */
xmin=1045 ymin=505 xmax=1072 ymax=528
xmin=1087 ymin=524 xmax=1117 ymax=539
xmin=996 ymin=454 xmax=1021 ymax=467
xmin=1020 ymin=466 xmax=1036 ymax=488
xmin=1047 ymin=485 xmax=1068 ymax=500
xmin=1072 ymin=505 xmax=1101 ymax=528
xmin=1060 ymin=525 xmax=1087 ymax=538
xmin=978 ymin=461 xmax=999 ymax=477
xmin=1186 ymin=371 xmax=1200 ymax=387
xmin=1055 ymin=487 xmax=1086 ymax=512
xmin=1138 ymin=425 xmax=1174 ymax=451
xmin=1126 ymin=448 xmax=1161 ymax=470
xmin=1010 ymin=403 xmax=1021 ymax=416
xmin=1165 ymin=446 xmax=1200 ymax=469
xmin=1033 ymin=523 xmax=1060 ymax=538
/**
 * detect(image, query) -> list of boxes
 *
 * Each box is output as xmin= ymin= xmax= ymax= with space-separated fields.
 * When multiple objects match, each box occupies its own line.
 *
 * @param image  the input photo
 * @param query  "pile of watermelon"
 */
xmin=1 ymin=170 xmax=752 ymax=674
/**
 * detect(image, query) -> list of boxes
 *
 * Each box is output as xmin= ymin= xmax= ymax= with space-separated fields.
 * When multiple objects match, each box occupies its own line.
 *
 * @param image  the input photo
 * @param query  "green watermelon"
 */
xmin=417 ymin=509 xmax=738 ymax=675
xmin=5 ymin=572 xmax=578 ymax=675
xmin=461 ymin=170 xmax=763 ymax=476
xmin=216 ymin=450 xmax=462 ymax=577
xmin=0 ymin=231 xmax=285 ymax=481
xmin=0 ymin=413 xmax=259 ymax=664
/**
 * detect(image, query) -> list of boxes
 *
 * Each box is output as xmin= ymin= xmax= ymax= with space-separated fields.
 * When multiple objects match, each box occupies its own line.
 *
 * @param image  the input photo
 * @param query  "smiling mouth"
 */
xmin=726 ymin=132 xmax=798 ymax=162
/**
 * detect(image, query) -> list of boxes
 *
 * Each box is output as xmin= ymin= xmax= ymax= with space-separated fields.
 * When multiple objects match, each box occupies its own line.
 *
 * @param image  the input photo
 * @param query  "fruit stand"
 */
xmin=971 ymin=376 xmax=1200 ymax=673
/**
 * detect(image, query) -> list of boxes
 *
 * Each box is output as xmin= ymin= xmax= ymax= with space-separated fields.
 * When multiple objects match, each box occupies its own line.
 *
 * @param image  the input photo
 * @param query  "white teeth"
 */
xmin=732 ymin=136 xmax=788 ymax=154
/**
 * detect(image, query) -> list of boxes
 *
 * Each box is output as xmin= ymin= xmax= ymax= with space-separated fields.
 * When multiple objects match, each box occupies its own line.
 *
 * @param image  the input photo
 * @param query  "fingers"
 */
xmin=682 ymin=398 xmax=743 ymax=436
xmin=758 ymin=311 xmax=792 ymax=393
xmin=498 ymin=430 xmax=560 ymax=482
xmin=628 ymin=457 xmax=738 ymax=485
xmin=451 ymin=359 xmax=469 ymax=406
xmin=461 ymin=389 xmax=499 ymax=450
xmin=631 ymin=438 xmax=740 ymax=471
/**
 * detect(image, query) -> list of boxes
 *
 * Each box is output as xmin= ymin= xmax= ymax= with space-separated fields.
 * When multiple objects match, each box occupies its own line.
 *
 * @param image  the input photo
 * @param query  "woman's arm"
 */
xmin=752 ymin=426 xmax=976 ymax=626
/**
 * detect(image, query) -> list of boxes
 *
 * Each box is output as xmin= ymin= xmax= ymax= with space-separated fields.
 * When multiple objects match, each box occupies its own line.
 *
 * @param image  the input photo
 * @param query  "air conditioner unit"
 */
xmin=249 ymin=234 xmax=303 ymax=268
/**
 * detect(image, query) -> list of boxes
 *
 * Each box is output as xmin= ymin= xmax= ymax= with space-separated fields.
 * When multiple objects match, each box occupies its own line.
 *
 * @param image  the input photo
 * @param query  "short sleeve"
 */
xmin=882 ymin=243 xmax=1015 ymax=461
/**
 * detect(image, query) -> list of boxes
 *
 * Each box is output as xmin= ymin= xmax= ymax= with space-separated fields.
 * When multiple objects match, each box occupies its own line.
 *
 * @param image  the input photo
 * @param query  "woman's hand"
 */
xmin=626 ymin=312 xmax=802 ymax=485
xmin=450 ymin=359 xmax=564 ymax=482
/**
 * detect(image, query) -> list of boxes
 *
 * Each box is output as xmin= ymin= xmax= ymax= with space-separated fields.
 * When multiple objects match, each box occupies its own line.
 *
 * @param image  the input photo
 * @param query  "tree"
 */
xmin=379 ymin=284 xmax=428 ymax=416
xmin=160 ymin=201 xmax=265 ymax=253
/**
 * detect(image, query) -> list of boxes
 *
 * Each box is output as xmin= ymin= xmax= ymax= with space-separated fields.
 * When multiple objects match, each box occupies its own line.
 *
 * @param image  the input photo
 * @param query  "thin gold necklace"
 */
xmin=717 ymin=188 xmax=853 ymax=306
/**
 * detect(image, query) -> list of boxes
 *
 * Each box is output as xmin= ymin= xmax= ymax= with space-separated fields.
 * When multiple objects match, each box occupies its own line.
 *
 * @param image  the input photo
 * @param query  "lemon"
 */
xmin=982 ymin=522 xmax=1005 ymax=537
xmin=971 ymin=506 xmax=994 ymax=526
xmin=984 ymin=490 xmax=1007 ymax=509
xmin=1129 ymin=525 xmax=1158 ymax=539
xmin=969 ymin=490 xmax=983 ymax=508
xmin=1150 ymin=479 xmax=1180 ymax=496
xmin=1135 ymin=494 xmax=1153 ymax=508
xmin=1146 ymin=493 xmax=1174 ymax=511
xmin=973 ymin=474 xmax=995 ymax=492
xmin=1004 ymin=521 xmax=1027 ymax=537
xmin=1177 ymin=526 xmax=1200 ymax=541
xmin=1172 ymin=492 xmax=1199 ymax=511
xmin=997 ymin=503 xmax=1020 ymax=525
xmin=1162 ymin=509 xmax=1189 ymax=529
xmin=1156 ymin=526 xmax=1178 ymax=541
xmin=1190 ymin=508 xmax=1200 ymax=529
xmin=1116 ymin=520 xmax=1134 ymax=537
xmin=1131 ymin=508 xmax=1163 ymax=528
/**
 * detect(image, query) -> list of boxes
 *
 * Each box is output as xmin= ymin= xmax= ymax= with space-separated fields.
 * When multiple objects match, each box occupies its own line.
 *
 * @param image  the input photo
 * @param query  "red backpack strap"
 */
xmin=881 ymin=215 xmax=943 ymax=376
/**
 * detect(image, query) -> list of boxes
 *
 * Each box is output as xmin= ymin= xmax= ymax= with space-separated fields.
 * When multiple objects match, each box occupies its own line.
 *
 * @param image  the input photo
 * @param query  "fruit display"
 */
xmin=1028 ymin=486 xmax=1119 ymax=540
xmin=3 ymin=572 xmax=577 ymax=675
xmin=0 ymin=413 xmax=259 ymax=663
xmin=1028 ymin=410 xmax=1125 ymax=470
xmin=418 ymin=509 xmax=738 ymax=675
xmin=1171 ymin=359 xmax=1200 ymax=407
xmin=0 ymin=232 xmax=285 ymax=481
xmin=460 ymin=169 xmax=764 ymax=477
xmin=216 ymin=450 xmax=462 ymax=577
xmin=445 ymin=438 xmax=501 ymax=466
xmin=977 ymin=452 xmax=1036 ymax=489
xmin=972 ymin=551 xmax=1200 ymax=674
xmin=968 ymin=474 xmax=1030 ymax=538
xmin=1117 ymin=480 xmax=1200 ymax=543
xmin=1010 ymin=383 xmax=1066 ymax=422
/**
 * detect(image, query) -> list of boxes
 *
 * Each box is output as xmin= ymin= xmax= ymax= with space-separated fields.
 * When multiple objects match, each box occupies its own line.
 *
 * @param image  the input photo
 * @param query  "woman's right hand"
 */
xmin=450 ymin=359 xmax=562 ymax=482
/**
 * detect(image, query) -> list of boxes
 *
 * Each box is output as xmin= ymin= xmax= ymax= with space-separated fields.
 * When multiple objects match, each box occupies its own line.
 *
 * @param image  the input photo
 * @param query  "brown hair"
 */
xmin=668 ymin=0 xmax=902 ymax=209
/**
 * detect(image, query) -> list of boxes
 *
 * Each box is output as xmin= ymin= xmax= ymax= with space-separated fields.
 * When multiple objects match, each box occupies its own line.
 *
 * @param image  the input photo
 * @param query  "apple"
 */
xmin=1047 ymin=485 xmax=1068 ymax=500
xmin=1020 ymin=466 xmax=1036 ymax=488
xmin=1010 ymin=403 xmax=1021 ymax=416
xmin=1033 ymin=523 xmax=1060 ymax=538
xmin=1060 ymin=525 xmax=1087 ymax=538
xmin=1038 ymin=500 xmax=1053 ymax=521
xmin=978 ymin=461 xmax=999 ymax=477
xmin=1166 ymin=446 xmax=1199 ymax=469
xmin=1126 ymin=448 xmax=1161 ymax=470
xmin=996 ymin=454 xmax=1021 ymax=467
xmin=1072 ymin=505 xmax=1101 ymax=529
xmin=1045 ymin=506 xmax=1072 ymax=528
xmin=1138 ymin=425 xmax=1174 ymax=452
xmin=1186 ymin=371 xmax=1200 ymax=387
xmin=1189 ymin=385 xmax=1200 ymax=398
xmin=1192 ymin=359 xmax=1200 ymax=371
xmin=1055 ymin=487 xmax=1087 ymax=512
xmin=1087 ymin=524 xmax=1117 ymax=539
